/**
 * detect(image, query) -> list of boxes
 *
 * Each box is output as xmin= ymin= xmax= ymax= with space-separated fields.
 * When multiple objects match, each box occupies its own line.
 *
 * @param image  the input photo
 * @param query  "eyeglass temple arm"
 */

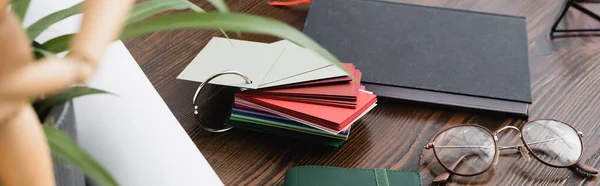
xmin=576 ymin=162 xmax=599 ymax=174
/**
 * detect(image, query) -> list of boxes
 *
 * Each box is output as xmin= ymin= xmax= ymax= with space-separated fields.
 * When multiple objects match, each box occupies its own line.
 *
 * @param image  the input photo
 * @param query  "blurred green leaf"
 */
xmin=133 ymin=0 xmax=229 ymax=39
xmin=26 ymin=2 xmax=82 ymax=40
xmin=184 ymin=1 xmax=231 ymax=39
xmin=40 ymin=12 xmax=342 ymax=71
xmin=44 ymin=125 xmax=118 ymax=186
xmin=40 ymin=0 xmax=213 ymax=54
xmin=39 ymin=34 xmax=70 ymax=54
xmin=11 ymin=0 xmax=31 ymax=21
xmin=185 ymin=1 xmax=205 ymax=12
xmin=51 ymin=153 xmax=71 ymax=168
xmin=121 ymin=12 xmax=343 ymax=69
xmin=32 ymin=41 xmax=51 ymax=59
xmin=204 ymin=0 xmax=240 ymax=36
xmin=127 ymin=1 xmax=190 ymax=24
xmin=207 ymin=0 xmax=229 ymax=13
xmin=126 ymin=0 xmax=232 ymax=39
xmin=33 ymin=47 xmax=54 ymax=59
xmin=33 ymin=86 xmax=109 ymax=121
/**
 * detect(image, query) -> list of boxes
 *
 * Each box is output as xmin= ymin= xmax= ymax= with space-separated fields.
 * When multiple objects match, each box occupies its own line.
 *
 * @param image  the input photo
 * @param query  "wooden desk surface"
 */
xmin=123 ymin=0 xmax=600 ymax=185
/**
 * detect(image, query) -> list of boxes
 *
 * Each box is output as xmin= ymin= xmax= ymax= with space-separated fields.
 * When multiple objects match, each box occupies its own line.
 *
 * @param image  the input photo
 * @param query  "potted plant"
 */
xmin=1 ymin=0 xmax=342 ymax=185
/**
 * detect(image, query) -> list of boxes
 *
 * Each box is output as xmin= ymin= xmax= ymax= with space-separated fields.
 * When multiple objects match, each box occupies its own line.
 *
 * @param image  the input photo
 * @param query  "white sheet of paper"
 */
xmin=27 ymin=1 xmax=224 ymax=185
xmin=177 ymin=37 xmax=283 ymax=89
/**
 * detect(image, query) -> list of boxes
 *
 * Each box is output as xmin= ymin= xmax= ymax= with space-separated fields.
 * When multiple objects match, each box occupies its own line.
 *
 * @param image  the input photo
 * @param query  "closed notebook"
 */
xmin=284 ymin=166 xmax=421 ymax=186
xmin=303 ymin=0 xmax=532 ymax=116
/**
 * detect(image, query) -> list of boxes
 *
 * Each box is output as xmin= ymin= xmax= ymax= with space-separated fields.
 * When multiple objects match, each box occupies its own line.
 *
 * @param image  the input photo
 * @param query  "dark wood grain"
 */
xmin=123 ymin=0 xmax=600 ymax=185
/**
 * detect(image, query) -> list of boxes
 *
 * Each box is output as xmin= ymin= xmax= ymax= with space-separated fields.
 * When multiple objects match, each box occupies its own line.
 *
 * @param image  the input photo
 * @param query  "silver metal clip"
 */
xmin=192 ymin=70 xmax=252 ymax=133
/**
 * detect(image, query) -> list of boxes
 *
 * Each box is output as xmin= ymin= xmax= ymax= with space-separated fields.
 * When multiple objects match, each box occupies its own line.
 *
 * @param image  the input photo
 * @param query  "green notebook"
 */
xmin=285 ymin=166 xmax=421 ymax=186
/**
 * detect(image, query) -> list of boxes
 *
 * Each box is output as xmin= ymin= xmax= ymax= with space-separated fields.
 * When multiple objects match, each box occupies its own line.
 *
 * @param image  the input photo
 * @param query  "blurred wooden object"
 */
xmin=0 ymin=0 xmax=133 ymax=185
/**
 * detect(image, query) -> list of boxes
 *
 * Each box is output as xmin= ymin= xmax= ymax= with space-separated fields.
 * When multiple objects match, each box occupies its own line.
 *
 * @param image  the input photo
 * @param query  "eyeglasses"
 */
xmin=423 ymin=119 xmax=598 ymax=184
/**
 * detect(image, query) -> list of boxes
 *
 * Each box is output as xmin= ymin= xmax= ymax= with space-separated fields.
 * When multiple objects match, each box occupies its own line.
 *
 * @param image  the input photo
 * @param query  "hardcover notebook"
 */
xmin=303 ymin=0 xmax=532 ymax=116
xmin=284 ymin=166 xmax=421 ymax=186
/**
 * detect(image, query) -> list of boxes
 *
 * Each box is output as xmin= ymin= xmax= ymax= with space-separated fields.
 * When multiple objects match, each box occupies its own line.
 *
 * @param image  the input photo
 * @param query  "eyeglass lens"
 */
xmin=433 ymin=126 xmax=496 ymax=175
xmin=522 ymin=120 xmax=582 ymax=167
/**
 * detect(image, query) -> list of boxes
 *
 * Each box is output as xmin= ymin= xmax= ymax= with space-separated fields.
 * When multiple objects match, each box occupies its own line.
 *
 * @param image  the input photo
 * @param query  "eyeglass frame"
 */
xmin=423 ymin=119 xmax=598 ymax=183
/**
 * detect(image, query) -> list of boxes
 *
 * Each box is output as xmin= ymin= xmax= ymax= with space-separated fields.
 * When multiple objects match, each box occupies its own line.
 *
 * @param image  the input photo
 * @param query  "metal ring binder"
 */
xmin=193 ymin=70 xmax=252 ymax=133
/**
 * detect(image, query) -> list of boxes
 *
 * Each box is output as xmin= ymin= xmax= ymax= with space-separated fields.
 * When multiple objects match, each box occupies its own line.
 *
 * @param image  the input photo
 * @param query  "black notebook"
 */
xmin=302 ymin=0 xmax=532 ymax=116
